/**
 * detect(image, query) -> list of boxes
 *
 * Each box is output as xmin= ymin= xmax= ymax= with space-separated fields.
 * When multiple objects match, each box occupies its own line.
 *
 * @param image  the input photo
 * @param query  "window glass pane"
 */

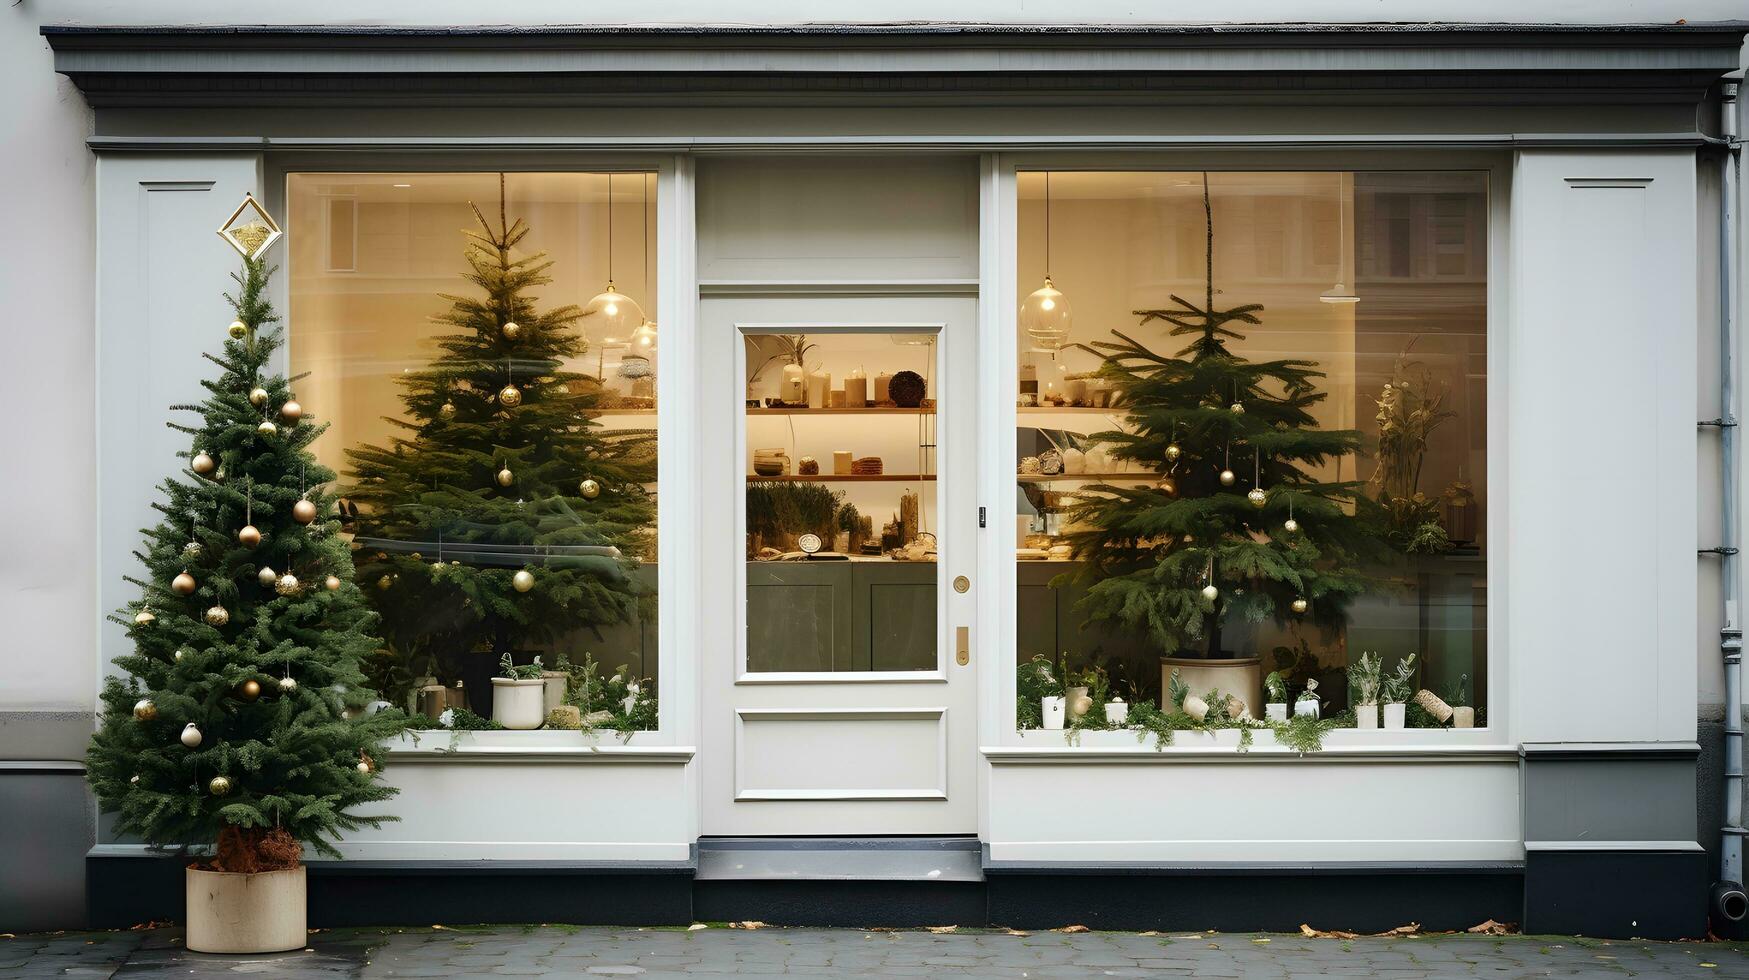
xmin=743 ymin=329 xmax=940 ymax=673
xmin=287 ymin=172 xmax=660 ymax=732
xmin=1015 ymin=171 xmax=1486 ymax=734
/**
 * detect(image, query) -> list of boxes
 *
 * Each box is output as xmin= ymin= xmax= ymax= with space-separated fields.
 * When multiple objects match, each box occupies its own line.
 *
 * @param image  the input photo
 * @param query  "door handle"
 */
xmin=956 ymin=626 xmax=970 ymax=666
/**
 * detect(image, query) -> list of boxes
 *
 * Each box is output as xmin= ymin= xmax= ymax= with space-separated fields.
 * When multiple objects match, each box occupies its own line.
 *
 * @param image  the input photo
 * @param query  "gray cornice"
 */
xmin=42 ymin=22 xmax=1748 ymax=109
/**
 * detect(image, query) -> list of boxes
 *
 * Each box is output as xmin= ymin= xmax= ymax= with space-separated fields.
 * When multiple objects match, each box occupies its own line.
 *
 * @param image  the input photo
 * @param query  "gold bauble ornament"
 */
xmin=134 ymin=608 xmax=156 ymax=626
xmin=257 ymin=420 xmax=277 ymax=437
xmin=292 ymin=499 xmax=318 ymax=524
xmin=1219 ymin=469 xmax=1236 ymax=487
xmin=277 ymin=676 xmax=298 ymax=694
xmin=1291 ymin=597 xmax=1310 ymax=614
xmin=172 ymin=571 xmax=197 ymax=595
xmin=238 ymin=525 xmax=262 ymax=548
xmin=1247 ymin=488 xmax=1267 ymax=508
xmin=377 ymin=575 xmax=393 ymax=591
xmin=1201 ymin=584 xmax=1219 ymax=602
xmin=578 ymin=478 xmax=601 ymax=499
xmin=1165 ymin=444 xmax=1182 ymax=463
xmin=501 ymin=321 xmax=522 ymax=341
xmin=439 ymin=402 xmax=457 ymax=420
xmin=1230 ymin=402 xmax=1246 ymax=414
xmin=204 ymin=605 xmax=230 ymax=626
xmin=280 ymin=400 xmax=303 ymax=423
xmin=208 ymin=775 xmax=232 ymax=796
xmin=180 ymin=722 xmax=203 ymax=748
xmin=249 ymin=387 xmax=269 ymax=407
xmin=191 ymin=451 xmax=216 ymax=475
xmin=276 ymin=573 xmax=300 ymax=596
xmin=239 ymin=679 xmax=262 ymax=701
xmin=498 ymin=385 xmax=523 ymax=408
xmin=497 ymin=466 xmax=515 ymax=487
xmin=324 ymin=575 xmax=341 ymax=591
xmin=133 ymin=698 xmax=157 ymax=721
xmin=228 ymin=320 xmax=248 ymax=339
xmin=183 ymin=541 xmax=203 ymax=560
xmin=1283 ymin=518 xmax=1300 ymax=534
xmin=1157 ymin=478 xmax=1176 ymax=496
xmin=513 ymin=569 xmax=535 ymax=593
xmin=257 ymin=566 xmax=278 ymax=587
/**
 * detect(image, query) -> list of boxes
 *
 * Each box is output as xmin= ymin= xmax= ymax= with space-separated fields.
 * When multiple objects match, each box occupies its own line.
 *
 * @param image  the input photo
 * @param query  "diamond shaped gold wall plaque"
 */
xmin=217 ymin=193 xmax=282 ymax=260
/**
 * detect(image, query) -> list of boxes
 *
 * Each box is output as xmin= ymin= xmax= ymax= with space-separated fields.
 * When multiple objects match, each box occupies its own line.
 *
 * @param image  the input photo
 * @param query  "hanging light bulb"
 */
xmin=584 ymin=173 xmax=646 ymax=355
xmin=626 ymin=174 xmax=658 ymax=355
xmin=1320 ymin=174 xmax=1361 ymax=304
xmin=1020 ymin=172 xmax=1073 ymax=353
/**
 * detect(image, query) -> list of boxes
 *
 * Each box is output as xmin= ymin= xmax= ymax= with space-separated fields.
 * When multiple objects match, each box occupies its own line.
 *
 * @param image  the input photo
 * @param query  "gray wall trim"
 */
xmin=0 ymin=760 xmax=85 ymax=773
xmin=1521 ymin=753 xmax=1700 ymax=846
xmin=985 ymin=746 xmax=1520 ymax=764
xmin=0 ymin=709 xmax=94 ymax=762
xmin=1521 ymin=741 xmax=1702 ymax=760
xmin=86 ymin=134 xmax=1721 ymax=154
xmin=387 ymin=744 xmax=696 ymax=764
xmin=1525 ymin=840 xmax=1706 ymax=852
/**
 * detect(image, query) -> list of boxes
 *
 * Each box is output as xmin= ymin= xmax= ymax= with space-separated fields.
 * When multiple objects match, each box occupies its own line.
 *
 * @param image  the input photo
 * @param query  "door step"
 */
xmin=695 ymin=837 xmax=984 ymax=882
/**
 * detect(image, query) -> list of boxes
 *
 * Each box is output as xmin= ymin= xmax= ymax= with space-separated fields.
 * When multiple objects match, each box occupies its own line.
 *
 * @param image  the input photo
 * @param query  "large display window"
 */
xmin=286 ymin=171 xmax=661 ymax=735
xmin=1011 ymin=170 xmax=1489 ymax=745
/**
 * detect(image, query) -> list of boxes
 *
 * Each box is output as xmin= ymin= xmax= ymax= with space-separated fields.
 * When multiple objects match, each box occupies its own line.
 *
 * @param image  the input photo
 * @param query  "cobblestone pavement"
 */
xmin=5 ymin=925 xmax=1749 ymax=979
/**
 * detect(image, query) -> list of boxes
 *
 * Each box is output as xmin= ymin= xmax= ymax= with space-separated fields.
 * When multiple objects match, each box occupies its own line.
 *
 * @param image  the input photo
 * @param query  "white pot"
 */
xmin=1041 ymin=696 xmax=1066 ymax=730
xmin=1294 ymin=700 xmax=1320 ymax=719
xmin=185 ymin=866 xmax=306 ymax=954
xmin=540 ymin=671 xmax=568 ymax=714
xmin=1104 ymin=700 xmax=1129 ymax=725
xmin=1452 ymin=706 xmax=1476 ymax=729
xmin=1065 ymin=686 xmax=1093 ymax=718
xmin=1265 ymin=703 xmax=1288 ymax=723
xmin=1383 ymin=702 xmax=1407 ymax=729
xmin=1355 ymin=703 xmax=1379 ymax=729
xmin=1183 ymin=695 xmax=1210 ymax=722
xmin=491 ymin=677 xmax=548 ymax=730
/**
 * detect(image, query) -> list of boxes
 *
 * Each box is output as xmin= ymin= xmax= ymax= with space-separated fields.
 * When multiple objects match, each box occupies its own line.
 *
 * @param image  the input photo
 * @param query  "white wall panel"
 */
xmin=1509 ymin=151 xmax=1698 ymax=744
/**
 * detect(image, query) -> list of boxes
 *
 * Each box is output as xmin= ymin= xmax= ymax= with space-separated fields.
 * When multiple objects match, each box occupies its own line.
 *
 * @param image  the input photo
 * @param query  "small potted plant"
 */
xmin=1450 ymin=674 xmax=1475 ymax=729
xmin=492 ymin=653 xmax=548 ymax=730
xmin=1381 ymin=653 xmax=1416 ymax=729
xmin=1294 ymin=677 xmax=1321 ymax=719
xmin=1347 ymin=651 xmax=1382 ymax=730
xmin=1263 ymin=671 xmax=1290 ymax=722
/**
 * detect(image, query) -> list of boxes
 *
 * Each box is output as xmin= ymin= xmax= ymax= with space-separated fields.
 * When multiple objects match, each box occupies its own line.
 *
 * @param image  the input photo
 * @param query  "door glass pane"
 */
xmin=743 ymin=328 xmax=940 ymax=673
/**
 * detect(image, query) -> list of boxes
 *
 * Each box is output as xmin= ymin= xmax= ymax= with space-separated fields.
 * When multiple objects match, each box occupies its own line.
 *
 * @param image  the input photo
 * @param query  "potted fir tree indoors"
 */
xmin=86 ymin=240 xmax=403 ymax=953
xmin=1060 ymin=174 xmax=1382 ymax=714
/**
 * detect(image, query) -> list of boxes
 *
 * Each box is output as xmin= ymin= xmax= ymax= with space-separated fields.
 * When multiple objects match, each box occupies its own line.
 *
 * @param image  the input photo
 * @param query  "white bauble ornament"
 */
xmin=249 ymin=387 xmax=269 ymax=407
xmin=228 ymin=320 xmax=248 ymax=339
xmin=357 ymin=760 xmax=371 ymax=773
xmin=134 ymin=608 xmax=156 ymax=626
xmin=1230 ymin=402 xmax=1245 ymax=415
xmin=180 ymin=722 xmax=203 ymax=748
xmin=133 ymin=698 xmax=157 ymax=721
xmin=1201 ymin=584 xmax=1219 ymax=601
xmin=174 ymin=648 xmax=188 ymax=662
xmin=277 ymin=676 xmax=298 ymax=694
xmin=257 ymin=566 xmax=278 ymax=587
xmin=1283 ymin=518 xmax=1300 ymax=533
xmin=1247 ymin=488 xmax=1267 ymax=508
xmin=276 ymin=573 xmax=300 ymax=596
xmin=513 ymin=569 xmax=535 ymax=593
xmin=204 ymin=605 xmax=230 ymax=626
xmin=183 ymin=541 xmax=204 ymax=560
xmin=1219 ymin=469 xmax=1236 ymax=487
xmin=292 ymin=499 xmax=318 ymax=524
xmin=257 ymin=420 xmax=277 ymax=437
xmin=191 ymin=451 xmax=216 ymax=475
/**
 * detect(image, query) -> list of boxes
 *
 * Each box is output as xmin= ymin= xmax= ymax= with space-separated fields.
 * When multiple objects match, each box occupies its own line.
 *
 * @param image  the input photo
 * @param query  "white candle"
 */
xmin=874 ymin=372 xmax=893 ymax=404
xmin=833 ymin=450 xmax=853 ymax=475
xmin=845 ymin=367 xmax=869 ymax=408
xmin=807 ymin=370 xmax=831 ymax=409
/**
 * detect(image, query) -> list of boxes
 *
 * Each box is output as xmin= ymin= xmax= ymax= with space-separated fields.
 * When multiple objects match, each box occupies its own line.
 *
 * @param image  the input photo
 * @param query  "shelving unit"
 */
xmin=1015 ymin=472 xmax=1156 ymax=483
xmin=748 ymin=473 xmax=936 ymax=482
xmin=748 ymin=406 xmax=934 ymax=416
xmin=1017 ymin=406 xmax=1126 ymax=416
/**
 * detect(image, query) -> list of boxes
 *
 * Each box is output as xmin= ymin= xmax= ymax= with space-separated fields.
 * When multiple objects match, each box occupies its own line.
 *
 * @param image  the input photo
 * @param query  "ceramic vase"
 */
xmin=1452 ymin=706 xmax=1475 ymax=729
xmin=1355 ymin=703 xmax=1379 ymax=729
xmin=491 ymin=677 xmax=547 ymax=730
xmin=1265 ymin=703 xmax=1288 ymax=723
xmin=1382 ymin=702 xmax=1407 ymax=729
xmin=1104 ymin=699 xmax=1129 ymax=725
xmin=1041 ymin=695 xmax=1066 ymax=730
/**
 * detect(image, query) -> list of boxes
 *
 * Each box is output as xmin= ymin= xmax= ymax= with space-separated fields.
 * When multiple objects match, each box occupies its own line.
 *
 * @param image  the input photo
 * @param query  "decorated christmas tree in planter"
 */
xmin=86 ymin=209 xmax=402 ymax=954
xmin=344 ymin=177 xmax=656 ymax=723
xmin=1060 ymin=174 xmax=1384 ymax=715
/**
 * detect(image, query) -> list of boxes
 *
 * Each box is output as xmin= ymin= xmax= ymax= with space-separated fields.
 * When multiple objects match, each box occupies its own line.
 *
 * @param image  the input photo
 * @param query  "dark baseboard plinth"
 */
xmin=692 ymin=880 xmax=987 ymax=928
xmin=86 ymin=853 xmax=187 ymax=930
xmin=986 ymin=867 xmax=1523 ymax=934
xmin=1524 ymin=849 xmax=1708 ymax=940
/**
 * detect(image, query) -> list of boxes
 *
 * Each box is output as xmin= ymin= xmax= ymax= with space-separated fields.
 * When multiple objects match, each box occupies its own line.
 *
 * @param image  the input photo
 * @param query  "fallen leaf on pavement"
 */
xmin=1300 ymin=924 xmax=1359 ymax=940
xmin=1003 ymin=928 xmax=1031 ymax=937
xmin=687 ymin=923 xmax=708 ymax=931
xmin=927 ymin=926 xmax=957 ymax=934
xmin=1058 ymin=924 xmax=1090 ymax=933
xmin=730 ymin=921 xmax=767 ymax=930
xmin=1466 ymin=919 xmax=1517 ymax=936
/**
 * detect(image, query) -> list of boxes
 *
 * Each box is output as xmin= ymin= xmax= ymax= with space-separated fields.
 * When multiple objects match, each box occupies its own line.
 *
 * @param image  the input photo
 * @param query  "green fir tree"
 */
xmin=86 ymin=258 xmax=401 ymax=871
xmin=344 ymin=178 xmax=656 ymax=714
xmin=1062 ymin=174 xmax=1384 ymax=659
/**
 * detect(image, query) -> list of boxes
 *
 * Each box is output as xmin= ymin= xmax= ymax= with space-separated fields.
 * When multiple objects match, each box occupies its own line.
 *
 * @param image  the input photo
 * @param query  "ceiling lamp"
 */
xmin=1320 ymin=176 xmax=1361 ymax=304
xmin=585 ymin=172 xmax=647 ymax=348
xmin=627 ymin=174 xmax=658 ymax=353
xmin=1020 ymin=172 xmax=1073 ymax=353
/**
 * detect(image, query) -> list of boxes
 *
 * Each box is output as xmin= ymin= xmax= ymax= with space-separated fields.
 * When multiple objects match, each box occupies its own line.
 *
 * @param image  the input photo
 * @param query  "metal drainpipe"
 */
xmin=1715 ymin=78 xmax=1748 ymax=926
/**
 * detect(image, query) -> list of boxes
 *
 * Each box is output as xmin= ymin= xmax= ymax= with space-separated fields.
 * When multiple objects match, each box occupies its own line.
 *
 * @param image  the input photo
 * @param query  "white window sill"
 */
xmin=988 ymin=726 xmax=1515 ymax=762
xmin=386 ymin=729 xmax=692 ymax=763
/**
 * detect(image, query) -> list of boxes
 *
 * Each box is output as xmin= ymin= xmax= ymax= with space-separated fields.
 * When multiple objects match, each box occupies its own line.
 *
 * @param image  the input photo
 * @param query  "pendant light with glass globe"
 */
xmin=585 ymin=173 xmax=648 ymax=354
xmin=1020 ymin=171 xmax=1073 ymax=353
xmin=624 ymin=172 xmax=658 ymax=366
xmin=1319 ymin=173 xmax=1361 ymax=305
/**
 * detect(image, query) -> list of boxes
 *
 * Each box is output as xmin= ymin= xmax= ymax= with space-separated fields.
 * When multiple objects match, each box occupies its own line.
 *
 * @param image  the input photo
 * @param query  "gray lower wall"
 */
xmin=0 ymin=710 xmax=94 ymax=932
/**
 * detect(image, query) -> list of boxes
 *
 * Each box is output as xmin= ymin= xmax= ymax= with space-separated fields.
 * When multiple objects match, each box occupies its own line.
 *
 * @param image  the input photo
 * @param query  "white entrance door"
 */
xmin=700 ymin=294 xmax=979 ymax=836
